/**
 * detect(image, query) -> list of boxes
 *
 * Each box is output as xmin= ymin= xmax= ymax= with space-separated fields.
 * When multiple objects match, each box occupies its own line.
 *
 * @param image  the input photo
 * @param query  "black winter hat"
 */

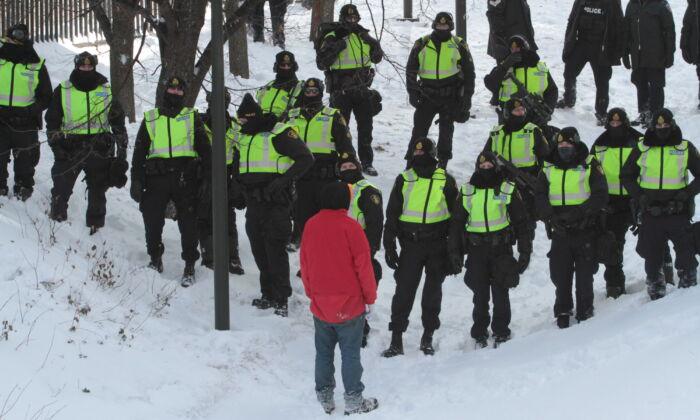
xmin=274 ymin=50 xmax=298 ymax=72
xmin=652 ymin=108 xmax=675 ymax=128
xmin=508 ymin=34 xmax=530 ymax=52
xmin=320 ymin=182 xmax=351 ymax=210
xmin=556 ymin=127 xmax=581 ymax=145
xmin=412 ymin=137 xmax=438 ymax=160
xmin=432 ymin=12 xmax=454 ymax=31
xmin=338 ymin=152 xmax=361 ymax=169
xmin=475 ymin=150 xmax=499 ymax=168
xmin=606 ymin=107 xmax=630 ymax=128
xmin=74 ymin=51 xmax=98 ymax=69
xmin=339 ymin=4 xmax=360 ymax=21
xmin=237 ymin=93 xmax=263 ymax=119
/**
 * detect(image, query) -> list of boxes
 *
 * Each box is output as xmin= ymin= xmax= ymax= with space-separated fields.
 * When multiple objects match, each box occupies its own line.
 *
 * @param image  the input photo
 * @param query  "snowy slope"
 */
xmin=1 ymin=1 xmax=700 ymax=419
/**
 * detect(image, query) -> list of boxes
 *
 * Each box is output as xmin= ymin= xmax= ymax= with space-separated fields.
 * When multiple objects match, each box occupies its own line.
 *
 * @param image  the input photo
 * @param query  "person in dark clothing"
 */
xmin=249 ymin=0 xmax=288 ymax=47
xmin=198 ymin=89 xmax=245 ymax=275
xmin=256 ymin=51 xmax=303 ymax=120
xmin=557 ymin=0 xmax=625 ymax=124
xmin=235 ymin=93 xmax=314 ymax=317
xmin=623 ymin=0 xmax=676 ymax=128
xmin=0 ymin=23 xmax=52 ymax=200
xmin=448 ymin=151 xmax=533 ymax=349
xmin=405 ymin=12 xmax=476 ymax=169
xmin=46 ymin=52 xmax=126 ymax=234
xmin=681 ymin=0 xmax=700 ymax=109
xmin=317 ymin=4 xmax=383 ymax=176
xmin=337 ymin=153 xmax=383 ymax=347
xmin=130 ymin=76 xmax=211 ymax=287
xmin=621 ymin=109 xmax=700 ymax=300
xmin=382 ymin=137 xmax=459 ymax=357
xmin=536 ymin=127 xmax=608 ymax=328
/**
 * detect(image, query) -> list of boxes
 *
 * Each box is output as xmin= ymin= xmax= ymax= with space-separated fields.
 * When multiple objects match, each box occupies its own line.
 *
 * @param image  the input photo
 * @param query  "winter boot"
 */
xmin=576 ymin=307 xmax=594 ymax=323
xmin=228 ymin=236 xmax=244 ymax=274
xmin=148 ymin=256 xmax=164 ymax=273
xmin=274 ymin=300 xmax=288 ymax=317
xmin=493 ymin=333 xmax=511 ymax=348
xmin=646 ymin=271 xmax=666 ymax=301
xmin=13 ymin=185 xmax=32 ymax=201
xmin=595 ymin=112 xmax=607 ymax=127
xmin=474 ymin=336 xmax=488 ymax=349
xmin=489 ymin=91 xmax=499 ymax=106
xmin=632 ymin=110 xmax=651 ymax=127
xmin=362 ymin=163 xmax=378 ymax=177
xmin=344 ymin=394 xmax=378 ymax=416
xmin=556 ymin=313 xmax=571 ymax=329
xmin=0 ymin=185 xmax=7 ymax=196
xmin=419 ymin=329 xmax=435 ymax=355
xmin=200 ymin=235 xmax=214 ymax=269
xmin=252 ymin=296 xmax=274 ymax=309
xmin=316 ymin=388 xmax=335 ymax=415
xmin=89 ymin=225 xmax=100 ymax=236
xmin=678 ymin=269 xmax=698 ymax=289
xmin=49 ymin=198 xmax=67 ymax=222
xmin=605 ymin=268 xmax=626 ymax=298
xmin=381 ymin=331 xmax=404 ymax=358
xmin=181 ymin=262 xmax=196 ymax=288
xmin=556 ymin=79 xmax=576 ymax=108
xmin=606 ymin=285 xmax=625 ymax=299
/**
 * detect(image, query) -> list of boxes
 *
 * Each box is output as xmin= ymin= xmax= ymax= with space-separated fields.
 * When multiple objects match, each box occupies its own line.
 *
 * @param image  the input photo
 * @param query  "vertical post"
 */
xmin=211 ymin=0 xmax=231 ymax=331
xmin=403 ymin=0 xmax=412 ymax=20
xmin=455 ymin=0 xmax=466 ymax=39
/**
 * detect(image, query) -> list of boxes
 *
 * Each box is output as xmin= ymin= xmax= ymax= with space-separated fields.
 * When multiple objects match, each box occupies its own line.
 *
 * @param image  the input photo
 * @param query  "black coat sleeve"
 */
xmin=131 ymin=121 xmax=150 ymax=182
xmin=508 ymin=188 xmax=533 ymax=253
xmin=484 ymin=64 xmax=508 ymax=94
xmin=543 ymin=72 xmax=558 ymax=109
xmin=44 ymin=86 xmax=63 ymax=132
xmin=534 ymin=171 xmax=553 ymax=220
xmin=562 ymin=0 xmax=581 ymax=60
xmin=444 ymin=174 xmax=460 ymax=214
xmin=360 ymin=31 xmax=384 ymax=64
xmin=331 ymin=112 xmax=357 ymax=157
xmin=448 ymin=187 xmax=468 ymax=257
xmin=486 ymin=0 xmax=508 ymax=39
xmin=405 ymin=40 xmax=423 ymax=98
xmin=621 ymin=147 xmax=643 ymax=198
xmin=318 ymin=34 xmax=346 ymax=68
xmin=383 ymin=175 xmax=405 ymax=248
xmin=357 ymin=185 xmax=384 ymax=253
xmin=579 ymin=158 xmax=609 ymax=216
xmin=108 ymin=98 xmax=127 ymax=134
xmin=660 ymin=1 xmax=677 ymax=65
xmin=681 ymin=3 xmax=693 ymax=59
xmin=193 ymin=112 xmax=212 ymax=174
xmin=459 ymin=40 xmax=476 ymax=104
xmin=34 ymin=65 xmax=52 ymax=113
xmin=685 ymin=142 xmax=700 ymax=196
xmin=271 ymin=128 xmax=314 ymax=181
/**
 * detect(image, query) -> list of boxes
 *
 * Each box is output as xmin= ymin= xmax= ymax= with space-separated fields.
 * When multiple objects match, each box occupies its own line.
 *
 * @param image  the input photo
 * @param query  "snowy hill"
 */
xmin=2 ymin=0 xmax=700 ymax=419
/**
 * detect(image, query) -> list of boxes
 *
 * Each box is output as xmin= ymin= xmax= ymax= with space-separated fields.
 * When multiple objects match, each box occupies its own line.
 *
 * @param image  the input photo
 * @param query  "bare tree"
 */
xmin=227 ymin=0 xmax=250 ymax=78
xmin=309 ymin=0 xmax=335 ymax=41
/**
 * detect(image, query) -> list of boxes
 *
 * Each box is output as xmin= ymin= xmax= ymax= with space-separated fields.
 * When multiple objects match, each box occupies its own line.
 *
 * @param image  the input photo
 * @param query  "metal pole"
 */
xmin=403 ymin=0 xmax=412 ymax=20
xmin=455 ymin=0 xmax=466 ymax=39
xmin=211 ymin=0 xmax=230 ymax=331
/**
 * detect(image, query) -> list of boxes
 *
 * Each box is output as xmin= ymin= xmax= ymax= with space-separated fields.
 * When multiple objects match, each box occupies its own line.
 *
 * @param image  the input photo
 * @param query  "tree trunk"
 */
xmin=227 ymin=0 xmax=250 ymax=78
xmin=310 ymin=0 xmax=335 ymax=41
xmin=110 ymin=1 xmax=136 ymax=122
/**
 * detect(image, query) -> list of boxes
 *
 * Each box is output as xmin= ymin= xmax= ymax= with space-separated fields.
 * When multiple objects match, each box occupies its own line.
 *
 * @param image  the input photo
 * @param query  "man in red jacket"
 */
xmin=300 ymin=182 xmax=378 ymax=416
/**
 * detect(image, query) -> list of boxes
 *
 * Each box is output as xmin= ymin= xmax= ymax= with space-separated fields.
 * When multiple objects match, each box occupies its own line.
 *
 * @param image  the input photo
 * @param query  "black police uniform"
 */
xmin=487 ymin=0 xmax=538 ymax=61
xmin=250 ymin=0 xmax=288 ymax=47
xmin=681 ymin=0 xmax=700 ymax=108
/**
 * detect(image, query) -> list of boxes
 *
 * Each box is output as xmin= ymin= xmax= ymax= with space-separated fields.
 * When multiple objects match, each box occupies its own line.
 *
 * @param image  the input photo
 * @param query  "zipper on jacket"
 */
xmin=484 ymin=190 xmax=490 ymax=233
xmin=8 ymin=63 xmax=16 ymax=106
xmin=269 ymin=88 xmax=282 ymax=113
xmin=507 ymin=133 xmax=513 ymax=162
xmin=618 ymin=148 xmax=623 ymax=195
xmin=659 ymin=147 xmax=664 ymax=189
xmin=422 ymin=178 xmax=435 ymax=224
xmin=561 ymin=169 xmax=568 ymax=205
xmin=167 ymin=117 xmax=173 ymax=158
xmin=637 ymin=17 xmax=642 ymax=52
xmin=85 ymin=92 xmax=91 ymax=135
xmin=245 ymin=134 xmax=255 ymax=172
xmin=435 ymin=41 xmax=441 ymax=80
xmin=303 ymin=114 xmax=312 ymax=144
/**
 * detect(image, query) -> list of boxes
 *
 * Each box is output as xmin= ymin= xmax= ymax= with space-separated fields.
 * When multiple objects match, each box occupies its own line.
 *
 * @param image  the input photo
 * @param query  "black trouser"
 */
xmin=697 ymin=65 xmax=700 ymax=101
xmin=245 ymin=196 xmax=292 ymax=304
xmin=408 ymin=96 xmax=459 ymax=161
xmin=604 ymin=209 xmax=633 ymax=291
xmin=196 ymin=185 xmax=240 ymax=265
xmin=0 ymin=124 xmax=39 ymax=192
xmin=295 ymin=176 xmax=338 ymax=238
xmin=140 ymin=170 xmax=200 ymax=263
xmin=50 ymin=147 xmax=110 ymax=227
xmin=330 ymin=89 xmax=374 ymax=166
xmin=563 ymin=42 xmax=612 ymax=115
xmin=465 ymin=242 xmax=512 ymax=339
xmin=250 ymin=0 xmax=287 ymax=42
xmin=389 ymin=237 xmax=448 ymax=333
xmin=363 ymin=253 xmax=382 ymax=337
xmin=548 ymin=230 xmax=598 ymax=319
xmin=631 ymin=67 xmax=665 ymax=115
xmin=636 ymin=213 xmax=697 ymax=278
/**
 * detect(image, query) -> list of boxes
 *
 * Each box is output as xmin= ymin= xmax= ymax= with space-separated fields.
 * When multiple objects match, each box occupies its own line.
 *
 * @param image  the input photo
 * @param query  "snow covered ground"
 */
xmin=2 ymin=0 xmax=700 ymax=419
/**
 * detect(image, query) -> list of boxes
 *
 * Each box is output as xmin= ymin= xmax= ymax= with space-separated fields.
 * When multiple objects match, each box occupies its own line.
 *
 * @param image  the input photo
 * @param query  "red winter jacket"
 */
xmin=300 ymin=209 xmax=377 ymax=324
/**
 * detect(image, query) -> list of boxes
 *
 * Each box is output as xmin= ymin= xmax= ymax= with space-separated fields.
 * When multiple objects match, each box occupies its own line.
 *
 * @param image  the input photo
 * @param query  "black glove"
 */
xmin=682 ymin=48 xmax=692 ymax=64
xmin=385 ymin=247 xmax=399 ymax=270
xmin=448 ymin=253 xmax=464 ymax=275
xmin=130 ymin=179 xmax=143 ymax=203
xmin=264 ymin=177 xmax=289 ymax=200
xmin=334 ymin=26 xmax=349 ymax=39
xmin=517 ymin=253 xmax=530 ymax=274
xmin=622 ymin=55 xmax=631 ymax=70
xmin=453 ymin=98 xmax=471 ymax=123
xmin=500 ymin=52 xmax=522 ymax=70
xmin=665 ymin=55 xmax=674 ymax=69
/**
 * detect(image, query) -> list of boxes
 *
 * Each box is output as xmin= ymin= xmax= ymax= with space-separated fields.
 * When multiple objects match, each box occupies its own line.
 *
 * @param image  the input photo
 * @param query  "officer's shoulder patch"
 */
xmin=371 ymin=194 xmax=381 ymax=205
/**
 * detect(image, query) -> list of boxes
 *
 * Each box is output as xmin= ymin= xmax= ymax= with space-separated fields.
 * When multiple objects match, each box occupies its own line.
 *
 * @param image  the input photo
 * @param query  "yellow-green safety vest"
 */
xmin=326 ymin=32 xmax=372 ymax=70
xmin=287 ymin=106 xmax=337 ymax=155
xmin=544 ymin=155 xmax=595 ymax=206
xmin=461 ymin=181 xmax=515 ymax=233
xmin=0 ymin=58 xmax=44 ymax=107
xmin=399 ymin=168 xmax=450 ymax=224
xmin=499 ymin=62 xmax=549 ymax=103
xmin=256 ymin=80 xmax=303 ymax=117
xmin=417 ymin=35 xmax=462 ymax=80
xmin=636 ymin=139 xmax=689 ymax=191
xmin=593 ymin=145 xmax=632 ymax=196
xmin=205 ymin=118 xmax=241 ymax=165
xmin=60 ymin=81 xmax=112 ymax=135
xmin=350 ymin=179 xmax=375 ymax=229
xmin=238 ymin=123 xmax=295 ymax=174
xmin=490 ymin=123 xmax=539 ymax=168
xmin=144 ymin=107 xmax=197 ymax=159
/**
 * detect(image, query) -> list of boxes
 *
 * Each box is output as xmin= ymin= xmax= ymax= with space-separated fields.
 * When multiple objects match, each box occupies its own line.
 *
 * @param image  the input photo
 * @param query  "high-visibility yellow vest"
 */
xmin=287 ymin=106 xmax=337 ymax=155
xmin=593 ymin=145 xmax=632 ymax=196
xmin=59 ymin=81 xmax=111 ymax=135
xmin=238 ymin=123 xmax=295 ymax=174
xmin=417 ymin=35 xmax=462 ymax=80
xmin=637 ymin=139 xmax=689 ymax=190
xmin=544 ymin=156 xmax=595 ymax=206
xmin=350 ymin=179 xmax=375 ymax=229
xmin=205 ymin=117 xmax=241 ymax=165
xmin=499 ymin=62 xmax=549 ymax=103
xmin=144 ymin=107 xmax=197 ymax=159
xmin=490 ymin=123 xmax=539 ymax=168
xmin=326 ymin=32 xmax=372 ymax=70
xmin=399 ymin=168 xmax=450 ymax=224
xmin=256 ymin=80 xmax=303 ymax=117
xmin=461 ymin=181 xmax=515 ymax=233
xmin=0 ymin=58 xmax=44 ymax=107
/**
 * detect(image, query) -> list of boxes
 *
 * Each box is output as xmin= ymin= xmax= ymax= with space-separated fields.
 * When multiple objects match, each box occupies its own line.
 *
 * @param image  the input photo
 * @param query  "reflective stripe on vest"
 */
xmin=490 ymin=123 xmax=539 ymax=168
xmin=60 ymin=81 xmax=111 ymax=135
xmin=594 ymin=145 xmax=632 ymax=196
xmin=350 ymin=179 xmax=373 ymax=228
xmin=0 ymin=58 xmax=44 ymax=107
xmin=637 ymin=139 xmax=689 ymax=190
xmin=144 ymin=108 xmax=197 ymax=159
xmin=544 ymin=156 xmax=594 ymax=206
xmin=255 ymin=80 xmax=303 ymax=117
xmin=499 ymin=62 xmax=549 ymax=103
xmin=238 ymin=123 xmax=295 ymax=174
xmin=288 ymin=106 xmax=337 ymax=155
xmin=462 ymin=181 xmax=514 ymax=233
xmin=205 ymin=118 xmax=241 ymax=165
xmin=327 ymin=32 xmax=372 ymax=70
xmin=399 ymin=168 xmax=450 ymax=224
xmin=417 ymin=35 xmax=462 ymax=80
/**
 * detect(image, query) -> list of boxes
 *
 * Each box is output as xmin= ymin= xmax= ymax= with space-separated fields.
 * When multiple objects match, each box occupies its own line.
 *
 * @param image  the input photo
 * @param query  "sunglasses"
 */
xmin=304 ymin=87 xmax=321 ymax=95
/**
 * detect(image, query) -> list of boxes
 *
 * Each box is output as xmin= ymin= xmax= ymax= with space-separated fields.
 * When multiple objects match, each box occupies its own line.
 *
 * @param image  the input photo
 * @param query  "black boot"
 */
xmin=419 ymin=329 xmax=435 ymax=356
xmin=646 ymin=270 xmax=666 ymax=301
xmin=493 ymin=333 xmax=511 ymax=348
xmin=228 ymin=236 xmax=244 ymax=275
xmin=663 ymin=249 xmax=675 ymax=285
xmin=474 ymin=335 xmax=488 ymax=349
xmin=252 ymin=295 xmax=274 ymax=309
xmin=678 ymin=269 xmax=698 ymax=289
xmin=274 ymin=300 xmax=288 ymax=317
xmin=362 ymin=163 xmax=378 ymax=177
xmin=576 ymin=307 xmax=594 ymax=323
xmin=181 ymin=262 xmax=196 ymax=288
xmin=381 ymin=331 xmax=404 ymax=358
xmin=13 ymin=185 xmax=32 ymax=201
xmin=556 ymin=313 xmax=570 ymax=329
xmin=556 ymin=79 xmax=576 ymax=108
xmin=200 ymin=235 xmax=214 ymax=270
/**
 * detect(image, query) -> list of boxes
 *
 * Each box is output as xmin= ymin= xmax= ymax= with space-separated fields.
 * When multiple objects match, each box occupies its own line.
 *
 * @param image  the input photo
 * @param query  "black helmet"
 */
xmin=502 ymin=97 xmax=527 ymax=120
xmin=411 ymin=137 xmax=438 ymax=160
xmin=432 ymin=12 xmax=454 ymax=31
xmin=605 ymin=107 xmax=630 ymax=129
xmin=302 ymin=78 xmax=325 ymax=96
xmin=339 ymin=4 xmax=360 ymax=22
xmin=74 ymin=51 xmax=98 ymax=69
xmin=556 ymin=127 xmax=582 ymax=145
xmin=206 ymin=89 xmax=231 ymax=108
xmin=273 ymin=50 xmax=298 ymax=73
xmin=508 ymin=34 xmax=530 ymax=52
xmin=7 ymin=23 xmax=28 ymax=42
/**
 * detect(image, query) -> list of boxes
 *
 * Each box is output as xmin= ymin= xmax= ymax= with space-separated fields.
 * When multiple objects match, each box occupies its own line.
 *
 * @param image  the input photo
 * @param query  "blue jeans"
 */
xmin=314 ymin=314 xmax=365 ymax=403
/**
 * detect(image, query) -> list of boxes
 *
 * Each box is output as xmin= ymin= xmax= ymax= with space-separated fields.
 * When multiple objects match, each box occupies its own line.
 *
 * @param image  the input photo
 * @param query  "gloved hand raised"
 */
xmin=500 ymin=52 xmax=522 ymax=70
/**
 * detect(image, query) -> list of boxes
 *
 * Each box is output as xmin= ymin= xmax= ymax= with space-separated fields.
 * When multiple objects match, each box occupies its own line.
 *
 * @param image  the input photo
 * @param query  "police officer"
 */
xmin=199 ymin=89 xmax=245 ymax=275
xmin=681 ymin=0 xmax=700 ymax=110
xmin=0 ymin=23 xmax=52 ymax=200
xmin=621 ymin=109 xmax=700 ymax=300
xmin=536 ymin=128 xmax=608 ymax=328
xmin=484 ymin=34 xmax=558 ymax=119
xmin=46 ymin=52 xmax=126 ymax=234
xmin=283 ymin=78 xmax=356 ymax=238
xmin=256 ymin=51 xmax=303 ymax=120
xmin=337 ymin=153 xmax=383 ymax=347
xmin=317 ymin=4 xmax=383 ymax=176
xmin=235 ymin=93 xmax=313 ymax=317
xmin=557 ymin=0 xmax=625 ymax=125
xmin=623 ymin=0 xmax=676 ymax=127
xmin=130 ymin=76 xmax=211 ymax=287
xmin=405 ymin=12 xmax=476 ymax=169
xmin=382 ymin=137 xmax=458 ymax=357
xmin=448 ymin=151 xmax=533 ymax=348
xmin=250 ymin=0 xmax=288 ymax=47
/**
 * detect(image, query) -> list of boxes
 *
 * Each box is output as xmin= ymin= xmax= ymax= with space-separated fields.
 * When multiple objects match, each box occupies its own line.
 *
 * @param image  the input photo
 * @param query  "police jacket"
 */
xmin=482 ymin=120 xmax=550 ymax=176
xmin=681 ymin=0 xmax=700 ymax=64
xmin=624 ymin=0 xmax=676 ymax=69
xmin=317 ymin=23 xmax=383 ymax=90
xmin=486 ymin=0 xmax=538 ymax=60
xmin=563 ymin=0 xmax=625 ymax=65
xmin=591 ymin=126 xmax=642 ymax=213
xmin=483 ymin=50 xmax=558 ymax=110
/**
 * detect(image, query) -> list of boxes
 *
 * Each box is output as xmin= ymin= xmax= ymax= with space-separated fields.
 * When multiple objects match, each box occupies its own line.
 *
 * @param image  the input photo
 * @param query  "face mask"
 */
xmin=339 ymin=169 xmax=363 ymax=184
xmin=164 ymin=92 xmax=184 ymax=110
xmin=433 ymin=30 xmax=451 ymax=42
xmin=275 ymin=68 xmax=295 ymax=81
xmin=608 ymin=125 xmax=626 ymax=140
xmin=506 ymin=114 xmax=527 ymax=129
xmin=412 ymin=154 xmax=436 ymax=168
xmin=557 ymin=146 xmax=576 ymax=162
xmin=301 ymin=94 xmax=322 ymax=108
xmin=656 ymin=127 xmax=673 ymax=142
